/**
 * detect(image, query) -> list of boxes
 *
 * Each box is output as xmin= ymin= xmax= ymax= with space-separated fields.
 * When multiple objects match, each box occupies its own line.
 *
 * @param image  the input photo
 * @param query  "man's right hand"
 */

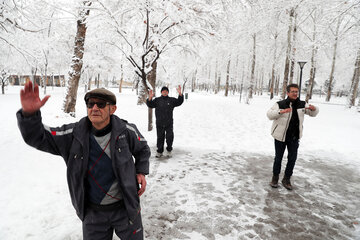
xmin=280 ymin=108 xmax=291 ymax=114
xmin=148 ymin=89 xmax=154 ymax=100
xmin=20 ymin=81 xmax=50 ymax=115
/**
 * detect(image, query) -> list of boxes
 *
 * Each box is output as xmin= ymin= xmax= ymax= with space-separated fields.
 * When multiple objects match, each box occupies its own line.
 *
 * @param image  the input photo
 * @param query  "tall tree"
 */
xmin=289 ymin=12 xmax=297 ymax=84
xmin=96 ymin=0 xmax=218 ymax=130
xmin=326 ymin=16 xmax=341 ymax=102
xmin=269 ymin=29 xmax=279 ymax=100
xmin=224 ymin=57 xmax=231 ymax=97
xmin=63 ymin=1 xmax=91 ymax=116
xmin=1 ymin=70 xmax=9 ymax=94
xmin=348 ymin=48 xmax=360 ymax=108
xmin=246 ymin=34 xmax=256 ymax=104
xmin=281 ymin=8 xmax=295 ymax=99
xmin=305 ymin=9 xmax=320 ymax=102
xmin=325 ymin=1 xmax=359 ymax=101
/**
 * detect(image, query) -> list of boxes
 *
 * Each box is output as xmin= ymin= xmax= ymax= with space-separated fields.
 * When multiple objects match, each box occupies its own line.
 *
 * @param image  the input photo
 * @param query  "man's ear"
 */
xmin=110 ymin=105 xmax=117 ymax=115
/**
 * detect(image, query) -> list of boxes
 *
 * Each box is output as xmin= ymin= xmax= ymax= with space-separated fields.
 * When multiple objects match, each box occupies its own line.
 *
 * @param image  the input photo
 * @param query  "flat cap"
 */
xmin=84 ymin=88 xmax=116 ymax=105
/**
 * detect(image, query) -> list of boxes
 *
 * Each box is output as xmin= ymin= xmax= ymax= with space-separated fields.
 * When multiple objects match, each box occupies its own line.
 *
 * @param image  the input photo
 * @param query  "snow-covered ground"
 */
xmin=0 ymin=86 xmax=359 ymax=239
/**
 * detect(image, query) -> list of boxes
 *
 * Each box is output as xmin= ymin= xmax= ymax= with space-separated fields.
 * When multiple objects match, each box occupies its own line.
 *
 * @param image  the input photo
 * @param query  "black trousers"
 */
xmin=83 ymin=207 xmax=143 ymax=240
xmin=156 ymin=124 xmax=174 ymax=153
xmin=273 ymin=138 xmax=299 ymax=177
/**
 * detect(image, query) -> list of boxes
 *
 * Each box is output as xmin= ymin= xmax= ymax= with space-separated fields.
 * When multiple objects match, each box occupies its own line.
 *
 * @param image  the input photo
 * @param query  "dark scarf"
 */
xmin=91 ymin=120 xmax=112 ymax=137
xmin=285 ymin=97 xmax=300 ymax=141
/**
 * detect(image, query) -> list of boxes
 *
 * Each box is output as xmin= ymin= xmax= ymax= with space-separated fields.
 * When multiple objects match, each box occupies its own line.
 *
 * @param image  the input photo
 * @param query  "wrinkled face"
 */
xmin=287 ymin=87 xmax=299 ymax=101
xmin=86 ymin=98 xmax=117 ymax=129
xmin=161 ymin=90 xmax=169 ymax=97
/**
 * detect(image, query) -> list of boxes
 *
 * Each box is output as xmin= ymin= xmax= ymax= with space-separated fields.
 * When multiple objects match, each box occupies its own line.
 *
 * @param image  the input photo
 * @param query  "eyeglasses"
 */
xmin=86 ymin=101 xmax=109 ymax=109
xmin=289 ymin=91 xmax=299 ymax=94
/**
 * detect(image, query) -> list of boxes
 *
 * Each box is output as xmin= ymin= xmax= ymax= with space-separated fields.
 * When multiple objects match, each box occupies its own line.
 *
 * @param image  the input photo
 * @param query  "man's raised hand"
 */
xmin=20 ymin=81 xmax=50 ymax=115
xmin=177 ymin=85 xmax=182 ymax=95
xmin=148 ymin=89 xmax=154 ymax=100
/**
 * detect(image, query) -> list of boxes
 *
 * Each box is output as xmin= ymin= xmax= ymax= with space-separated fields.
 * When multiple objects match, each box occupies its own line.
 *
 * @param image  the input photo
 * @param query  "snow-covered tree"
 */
xmin=325 ymin=0 xmax=359 ymax=101
xmin=63 ymin=1 xmax=92 ymax=116
xmin=348 ymin=48 xmax=360 ymax=108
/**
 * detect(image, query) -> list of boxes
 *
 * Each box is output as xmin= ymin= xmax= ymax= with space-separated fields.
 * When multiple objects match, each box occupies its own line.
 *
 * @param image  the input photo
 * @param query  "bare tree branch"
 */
xmin=161 ymin=22 xmax=179 ymax=35
xmin=0 ymin=36 xmax=33 ymax=65
xmin=97 ymin=0 xmax=133 ymax=51
xmin=143 ymin=9 xmax=150 ymax=49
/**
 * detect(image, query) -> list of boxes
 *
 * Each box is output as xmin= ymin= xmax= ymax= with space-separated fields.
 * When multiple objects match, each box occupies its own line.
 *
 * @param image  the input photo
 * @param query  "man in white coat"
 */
xmin=267 ymin=84 xmax=319 ymax=190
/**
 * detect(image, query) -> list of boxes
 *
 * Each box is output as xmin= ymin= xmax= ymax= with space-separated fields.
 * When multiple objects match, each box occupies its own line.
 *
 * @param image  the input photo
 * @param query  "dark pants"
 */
xmin=273 ymin=138 xmax=299 ymax=177
xmin=83 ymin=207 xmax=143 ymax=240
xmin=156 ymin=124 xmax=174 ymax=153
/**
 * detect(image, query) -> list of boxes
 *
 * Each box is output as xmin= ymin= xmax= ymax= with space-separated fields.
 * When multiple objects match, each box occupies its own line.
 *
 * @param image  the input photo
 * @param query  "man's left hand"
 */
xmin=177 ymin=85 xmax=182 ymax=96
xmin=306 ymin=104 xmax=316 ymax=111
xmin=137 ymin=174 xmax=147 ymax=196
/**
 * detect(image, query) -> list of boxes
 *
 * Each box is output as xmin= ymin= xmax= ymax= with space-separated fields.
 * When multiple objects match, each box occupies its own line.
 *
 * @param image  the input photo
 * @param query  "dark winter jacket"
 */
xmin=146 ymin=95 xmax=184 ymax=127
xmin=267 ymin=97 xmax=319 ymax=142
xmin=16 ymin=110 xmax=150 ymax=223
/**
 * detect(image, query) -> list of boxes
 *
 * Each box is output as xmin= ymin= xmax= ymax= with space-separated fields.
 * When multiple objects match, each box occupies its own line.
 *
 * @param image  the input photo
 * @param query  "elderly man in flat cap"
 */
xmin=17 ymin=81 xmax=150 ymax=240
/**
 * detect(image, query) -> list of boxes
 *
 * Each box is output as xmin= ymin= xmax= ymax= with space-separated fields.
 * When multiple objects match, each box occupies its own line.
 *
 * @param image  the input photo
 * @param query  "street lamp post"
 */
xmin=297 ymin=61 xmax=307 ymax=99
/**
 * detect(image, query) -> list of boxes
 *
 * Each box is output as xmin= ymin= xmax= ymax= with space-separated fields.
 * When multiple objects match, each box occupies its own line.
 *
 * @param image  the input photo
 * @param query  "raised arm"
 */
xmin=17 ymin=81 xmax=73 ymax=161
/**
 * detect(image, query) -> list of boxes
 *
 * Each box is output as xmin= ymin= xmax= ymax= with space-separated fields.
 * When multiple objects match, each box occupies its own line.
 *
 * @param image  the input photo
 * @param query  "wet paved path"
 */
xmin=142 ymin=150 xmax=360 ymax=240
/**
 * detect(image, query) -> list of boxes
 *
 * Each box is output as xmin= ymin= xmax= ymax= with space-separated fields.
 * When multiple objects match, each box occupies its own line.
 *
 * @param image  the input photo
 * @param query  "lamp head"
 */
xmin=298 ymin=61 xmax=307 ymax=69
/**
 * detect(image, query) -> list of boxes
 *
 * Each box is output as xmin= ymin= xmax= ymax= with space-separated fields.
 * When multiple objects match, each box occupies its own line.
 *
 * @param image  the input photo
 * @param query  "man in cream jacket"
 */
xmin=267 ymin=84 xmax=319 ymax=190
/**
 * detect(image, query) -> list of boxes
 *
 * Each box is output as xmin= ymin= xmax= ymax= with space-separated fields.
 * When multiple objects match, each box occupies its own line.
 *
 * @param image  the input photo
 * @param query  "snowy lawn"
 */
xmin=0 ymin=86 xmax=359 ymax=239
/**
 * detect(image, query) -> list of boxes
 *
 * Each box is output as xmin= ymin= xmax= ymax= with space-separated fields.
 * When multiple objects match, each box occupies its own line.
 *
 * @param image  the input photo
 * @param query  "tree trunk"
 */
xmin=97 ymin=73 xmax=100 ymax=88
xmin=63 ymin=1 xmax=91 ymax=116
xmin=214 ymin=60 xmax=218 ymax=93
xmin=326 ymin=17 xmax=341 ymax=102
xmin=1 ymin=73 xmax=5 ymax=94
xmin=44 ymin=66 xmax=47 ymax=95
xmin=281 ymin=8 xmax=294 ymax=99
xmin=348 ymin=48 xmax=360 ymax=108
xmin=216 ymin=71 xmax=221 ymax=94
xmin=119 ymin=64 xmax=123 ymax=93
xmin=246 ymin=34 xmax=256 ymax=104
xmin=191 ymin=70 xmax=197 ymax=92
xmin=270 ymin=66 xmax=276 ymax=100
xmin=31 ymin=67 xmax=37 ymax=85
xmin=289 ymin=13 xmax=297 ymax=84
xmin=88 ymin=76 xmax=92 ymax=90
xmin=207 ymin=64 xmax=211 ymax=86
xmin=147 ymin=61 xmax=157 ymax=131
xmin=254 ymin=72 xmax=258 ymax=95
xmin=225 ymin=58 xmax=231 ymax=97
xmin=239 ymin=65 xmax=245 ymax=102
xmin=137 ymin=80 xmax=147 ymax=105
xmin=275 ymin=75 xmax=280 ymax=96
xmin=270 ymin=34 xmax=278 ymax=100
xmin=260 ymin=71 xmax=264 ymax=95
xmin=306 ymin=20 xmax=318 ymax=102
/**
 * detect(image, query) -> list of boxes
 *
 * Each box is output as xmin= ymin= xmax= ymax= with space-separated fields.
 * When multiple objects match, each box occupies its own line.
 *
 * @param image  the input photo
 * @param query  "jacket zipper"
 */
xmin=282 ymin=103 xmax=292 ymax=141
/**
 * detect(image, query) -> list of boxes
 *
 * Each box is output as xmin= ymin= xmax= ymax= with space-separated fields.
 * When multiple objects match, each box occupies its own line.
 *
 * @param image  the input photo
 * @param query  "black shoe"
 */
xmin=270 ymin=175 xmax=279 ymax=188
xmin=282 ymin=176 xmax=293 ymax=190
